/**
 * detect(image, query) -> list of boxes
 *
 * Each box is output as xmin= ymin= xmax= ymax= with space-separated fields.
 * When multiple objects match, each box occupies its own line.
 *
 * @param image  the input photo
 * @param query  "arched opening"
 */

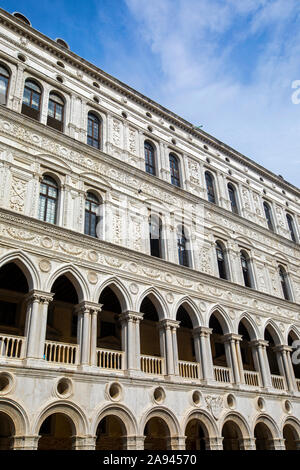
xmin=185 ymin=419 xmax=207 ymax=450
xmin=0 ymin=262 xmax=28 ymax=357
xmin=176 ymin=306 xmax=196 ymax=365
xmin=288 ymin=331 xmax=300 ymax=381
xmin=47 ymin=91 xmax=64 ymax=132
xmin=205 ymin=171 xmax=216 ymax=204
xmin=209 ymin=313 xmax=231 ymax=382
xmin=254 ymin=422 xmax=274 ymax=450
xmin=228 ymin=183 xmax=239 ymax=214
xmin=95 ymin=415 xmax=126 ymax=450
xmin=222 ymin=421 xmax=242 ymax=450
xmin=238 ymin=320 xmax=260 ymax=385
xmin=22 ymin=78 xmax=42 ymax=120
xmin=169 ymin=153 xmax=181 ymax=187
xmin=0 ymin=412 xmax=15 ymax=450
xmin=44 ymin=275 xmax=79 ymax=364
xmin=0 ymin=64 xmax=10 ymax=105
xmin=140 ymin=296 xmax=162 ymax=374
xmin=264 ymin=326 xmax=280 ymax=376
xmin=144 ymin=141 xmax=156 ymax=176
xmin=38 ymin=413 xmax=74 ymax=450
xmin=98 ymin=287 xmax=122 ymax=352
xmin=263 ymin=201 xmax=274 ymax=232
xmin=144 ymin=417 xmax=170 ymax=450
xmin=283 ymin=424 xmax=299 ymax=450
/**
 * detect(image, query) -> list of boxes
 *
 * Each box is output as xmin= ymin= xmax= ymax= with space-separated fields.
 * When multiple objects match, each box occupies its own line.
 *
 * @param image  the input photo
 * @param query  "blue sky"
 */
xmin=1 ymin=0 xmax=300 ymax=187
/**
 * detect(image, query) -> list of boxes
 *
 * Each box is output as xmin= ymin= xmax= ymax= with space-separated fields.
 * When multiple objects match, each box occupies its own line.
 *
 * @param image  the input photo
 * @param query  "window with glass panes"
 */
xmin=169 ymin=154 xmax=180 ymax=187
xmin=87 ymin=113 xmax=100 ymax=148
xmin=241 ymin=252 xmax=252 ymax=288
xmin=177 ymin=226 xmax=189 ymax=267
xmin=263 ymin=202 xmax=274 ymax=231
xmin=279 ymin=267 xmax=290 ymax=300
xmin=205 ymin=172 xmax=216 ymax=204
xmin=216 ymin=242 xmax=227 ymax=279
xmin=38 ymin=176 xmax=58 ymax=224
xmin=0 ymin=65 xmax=9 ymax=105
xmin=22 ymin=79 xmax=41 ymax=119
xmin=228 ymin=183 xmax=238 ymax=214
xmin=47 ymin=92 xmax=64 ymax=131
xmin=144 ymin=142 xmax=156 ymax=175
xmin=84 ymin=192 xmax=100 ymax=237
xmin=286 ymin=214 xmax=297 ymax=242
xmin=149 ymin=215 xmax=162 ymax=258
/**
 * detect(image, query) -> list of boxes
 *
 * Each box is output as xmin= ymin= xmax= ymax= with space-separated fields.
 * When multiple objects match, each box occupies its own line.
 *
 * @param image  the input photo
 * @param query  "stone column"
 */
xmin=159 ymin=319 xmax=180 ymax=377
xmin=250 ymin=340 xmax=272 ymax=389
xmin=223 ymin=333 xmax=243 ymax=385
xmin=135 ymin=436 xmax=146 ymax=450
xmin=25 ymin=290 xmax=54 ymax=361
xmin=120 ymin=311 xmax=143 ymax=374
xmin=274 ymin=345 xmax=296 ymax=393
xmin=272 ymin=438 xmax=286 ymax=450
xmin=76 ymin=301 xmax=101 ymax=367
xmin=196 ymin=327 xmax=214 ymax=383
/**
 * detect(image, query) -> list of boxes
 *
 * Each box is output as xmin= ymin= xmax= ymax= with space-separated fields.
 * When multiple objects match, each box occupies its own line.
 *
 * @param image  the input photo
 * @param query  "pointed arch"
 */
xmin=173 ymin=297 xmax=202 ymax=327
xmin=264 ymin=320 xmax=283 ymax=345
xmin=0 ymin=251 xmax=40 ymax=291
xmin=45 ymin=264 xmax=90 ymax=302
xmin=94 ymin=277 xmax=132 ymax=312
xmin=91 ymin=403 xmax=138 ymax=436
xmin=287 ymin=325 xmax=300 ymax=344
xmin=136 ymin=287 xmax=168 ymax=320
xmin=238 ymin=312 xmax=260 ymax=341
xmin=207 ymin=305 xmax=233 ymax=334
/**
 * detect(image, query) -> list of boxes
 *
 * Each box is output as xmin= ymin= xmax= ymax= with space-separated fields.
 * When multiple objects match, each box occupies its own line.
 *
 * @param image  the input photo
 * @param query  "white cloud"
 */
xmin=125 ymin=0 xmax=300 ymax=186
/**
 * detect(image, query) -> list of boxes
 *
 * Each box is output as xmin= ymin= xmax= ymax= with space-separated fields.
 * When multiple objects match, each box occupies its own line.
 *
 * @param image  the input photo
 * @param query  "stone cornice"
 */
xmin=0 ymin=8 xmax=299 ymax=197
xmin=0 ymin=106 xmax=299 ymax=258
xmin=0 ymin=208 xmax=299 ymax=323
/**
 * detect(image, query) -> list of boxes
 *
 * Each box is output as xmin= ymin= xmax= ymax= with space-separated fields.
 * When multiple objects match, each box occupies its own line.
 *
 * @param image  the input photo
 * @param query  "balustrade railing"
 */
xmin=244 ymin=370 xmax=260 ymax=387
xmin=0 ymin=334 xmax=25 ymax=359
xmin=178 ymin=360 xmax=200 ymax=379
xmin=141 ymin=354 xmax=164 ymax=375
xmin=44 ymin=340 xmax=78 ymax=365
xmin=271 ymin=374 xmax=285 ymax=390
xmin=96 ymin=348 xmax=123 ymax=370
xmin=213 ymin=365 xmax=231 ymax=383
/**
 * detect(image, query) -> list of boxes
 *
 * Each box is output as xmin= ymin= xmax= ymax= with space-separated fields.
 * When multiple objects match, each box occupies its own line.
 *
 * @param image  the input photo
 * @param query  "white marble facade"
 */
xmin=0 ymin=8 xmax=299 ymax=450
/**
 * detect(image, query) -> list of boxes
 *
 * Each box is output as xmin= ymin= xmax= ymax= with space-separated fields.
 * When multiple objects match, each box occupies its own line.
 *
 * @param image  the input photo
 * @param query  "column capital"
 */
xmin=273 ymin=344 xmax=293 ymax=353
xmin=250 ymin=339 xmax=269 ymax=348
xmin=193 ymin=326 xmax=213 ymax=337
xmin=223 ymin=333 xmax=243 ymax=342
xmin=75 ymin=301 xmax=103 ymax=315
xmin=159 ymin=319 xmax=181 ymax=330
xmin=119 ymin=311 xmax=144 ymax=323
xmin=26 ymin=290 xmax=54 ymax=304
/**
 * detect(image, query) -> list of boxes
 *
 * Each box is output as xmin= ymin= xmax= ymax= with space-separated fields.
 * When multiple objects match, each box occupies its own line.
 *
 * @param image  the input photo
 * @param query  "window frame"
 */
xmin=84 ymin=191 xmax=101 ymax=238
xmin=38 ymin=175 xmax=59 ymax=224
xmin=169 ymin=153 xmax=181 ymax=187
xmin=149 ymin=214 xmax=163 ymax=258
xmin=205 ymin=171 xmax=216 ymax=204
xmin=286 ymin=213 xmax=297 ymax=243
xmin=0 ymin=63 xmax=10 ymax=105
xmin=47 ymin=91 xmax=65 ymax=131
xmin=177 ymin=225 xmax=190 ymax=267
xmin=227 ymin=182 xmax=239 ymax=215
xmin=278 ymin=265 xmax=292 ymax=301
xmin=240 ymin=251 xmax=253 ymax=288
xmin=87 ymin=111 xmax=101 ymax=149
xmin=144 ymin=141 xmax=156 ymax=176
xmin=263 ymin=200 xmax=274 ymax=232
xmin=22 ymin=78 xmax=42 ymax=120
xmin=216 ymin=241 xmax=229 ymax=280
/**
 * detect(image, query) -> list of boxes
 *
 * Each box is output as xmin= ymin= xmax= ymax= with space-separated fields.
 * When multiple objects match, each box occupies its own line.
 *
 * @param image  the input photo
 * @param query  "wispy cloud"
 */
xmin=125 ymin=0 xmax=300 ymax=186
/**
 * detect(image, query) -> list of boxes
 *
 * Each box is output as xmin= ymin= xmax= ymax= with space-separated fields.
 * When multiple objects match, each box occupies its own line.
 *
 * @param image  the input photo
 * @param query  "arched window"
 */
xmin=87 ymin=112 xmax=101 ymax=149
xmin=0 ymin=64 xmax=10 ymax=105
xmin=22 ymin=79 xmax=42 ymax=120
xmin=286 ymin=214 xmax=297 ymax=242
xmin=228 ymin=183 xmax=238 ymax=214
xmin=85 ymin=192 xmax=101 ymax=238
xmin=47 ymin=92 xmax=64 ymax=131
xmin=216 ymin=242 xmax=228 ymax=280
xmin=149 ymin=214 xmax=163 ymax=258
xmin=279 ymin=266 xmax=291 ymax=300
xmin=169 ymin=154 xmax=180 ymax=187
xmin=205 ymin=171 xmax=216 ymax=204
xmin=263 ymin=201 xmax=274 ymax=231
xmin=240 ymin=251 xmax=252 ymax=288
xmin=144 ymin=141 xmax=156 ymax=175
xmin=177 ymin=225 xmax=189 ymax=267
xmin=38 ymin=175 xmax=58 ymax=224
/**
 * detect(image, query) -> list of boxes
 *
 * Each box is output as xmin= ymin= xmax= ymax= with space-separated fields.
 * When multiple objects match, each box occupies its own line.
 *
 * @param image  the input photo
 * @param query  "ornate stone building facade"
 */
xmin=0 ymin=8 xmax=299 ymax=450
